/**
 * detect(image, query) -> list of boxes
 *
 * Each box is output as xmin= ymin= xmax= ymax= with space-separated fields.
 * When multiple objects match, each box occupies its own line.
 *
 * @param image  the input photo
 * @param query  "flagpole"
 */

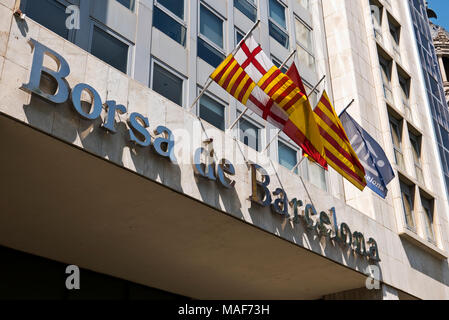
xmin=227 ymin=49 xmax=297 ymax=131
xmin=262 ymin=74 xmax=327 ymax=154
xmin=187 ymin=20 xmax=261 ymax=114
xmin=290 ymin=155 xmax=306 ymax=173
xmin=338 ymin=99 xmax=355 ymax=118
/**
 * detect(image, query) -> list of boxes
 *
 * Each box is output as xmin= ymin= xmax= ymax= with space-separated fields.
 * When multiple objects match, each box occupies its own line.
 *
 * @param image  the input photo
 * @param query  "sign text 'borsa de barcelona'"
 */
xmin=21 ymin=39 xmax=380 ymax=263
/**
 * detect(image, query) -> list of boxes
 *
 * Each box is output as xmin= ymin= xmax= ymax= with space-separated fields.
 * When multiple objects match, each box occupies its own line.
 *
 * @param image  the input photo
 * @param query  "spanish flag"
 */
xmin=285 ymin=63 xmax=327 ymax=169
xmin=313 ymin=91 xmax=367 ymax=191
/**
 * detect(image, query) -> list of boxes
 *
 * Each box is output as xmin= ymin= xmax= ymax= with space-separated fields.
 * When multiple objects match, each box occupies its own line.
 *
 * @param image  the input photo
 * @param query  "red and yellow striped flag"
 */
xmin=313 ymin=91 xmax=367 ymax=191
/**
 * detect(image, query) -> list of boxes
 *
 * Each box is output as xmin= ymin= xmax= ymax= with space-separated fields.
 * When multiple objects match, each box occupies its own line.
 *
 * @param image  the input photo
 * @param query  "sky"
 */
xmin=428 ymin=0 xmax=449 ymax=30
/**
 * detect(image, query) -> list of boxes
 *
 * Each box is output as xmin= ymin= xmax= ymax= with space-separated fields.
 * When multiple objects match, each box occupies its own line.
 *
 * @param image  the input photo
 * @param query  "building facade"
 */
xmin=431 ymin=22 xmax=449 ymax=105
xmin=408 ymin=0 xmax=449 ymax=198
xmin=0 ymin=0 xmax=448 ymax=299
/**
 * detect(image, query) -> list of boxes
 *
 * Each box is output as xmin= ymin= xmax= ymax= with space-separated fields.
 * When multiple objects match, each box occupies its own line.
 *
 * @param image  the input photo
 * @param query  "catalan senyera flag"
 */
xmin=313 ymin=91 xmax=367 ymax=191
xmin=211 ymin=36 xmax=325 ymax=165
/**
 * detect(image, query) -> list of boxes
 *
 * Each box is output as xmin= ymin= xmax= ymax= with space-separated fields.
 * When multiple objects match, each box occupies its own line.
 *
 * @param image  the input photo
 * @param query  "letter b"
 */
xmin=22 ymin=39 xmax=71 ymax=104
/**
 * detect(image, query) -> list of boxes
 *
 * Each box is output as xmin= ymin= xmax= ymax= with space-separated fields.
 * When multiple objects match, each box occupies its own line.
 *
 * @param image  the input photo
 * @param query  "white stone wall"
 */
xmin=1 ymin=0 xmax=449 ymax=299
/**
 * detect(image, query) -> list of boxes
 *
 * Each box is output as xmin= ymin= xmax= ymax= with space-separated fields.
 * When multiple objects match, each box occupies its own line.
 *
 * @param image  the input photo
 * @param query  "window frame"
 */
xmin=389 ymin=115 xmax=404 ymax=167
xmin=88 ymin=20 xmax=133 ymax=75
xmin=116 ymin=0 xmax=136 ymax=12
xmin=234 ymin=0 xmax=258 ymax=22
xmin=278 ymin=139 xmax=300 ymax=175
xmin=153 ymin=0 xmax=187 ymax=47
xmin=268 ymin=0 xmax=289 ymax=48
xmin=294 ymin=16 xmax=315 ymax=68
xmin=400 ymin=180 xmax=416 ymax=232
xmin=420 ymin=196 xmax=436 ymax=244
xmin=238 ymin=115 xmax=263 ymax=152
xmin=197 ymin=90 xmax=228 ymax=131
xmin=235 ymin=27 xmax=245 ymax=47
xmin=150 ymin=58 xmax=186 ymax=108
xmin=198 ymin=2 xmax=226 ymax=55
xmin=154 ymin=0 xmax=187 ymax=27
xmin=409 ymin=132 xmax=424 ymax=182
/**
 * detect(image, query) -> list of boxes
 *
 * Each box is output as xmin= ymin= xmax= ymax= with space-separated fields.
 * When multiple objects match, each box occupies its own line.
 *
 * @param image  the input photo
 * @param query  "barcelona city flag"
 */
xmin=210 ymin=36 xmax=325 ymax=165
xmin=313 ymin=91 xmax=367 ymax=191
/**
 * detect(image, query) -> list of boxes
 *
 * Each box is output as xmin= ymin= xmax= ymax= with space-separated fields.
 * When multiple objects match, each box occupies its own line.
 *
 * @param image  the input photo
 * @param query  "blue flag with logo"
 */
xmin=339 ymin=111 xmax=395 ymax=198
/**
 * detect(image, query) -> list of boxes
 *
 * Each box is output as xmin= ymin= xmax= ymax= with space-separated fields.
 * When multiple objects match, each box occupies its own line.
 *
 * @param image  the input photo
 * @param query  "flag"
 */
xmin=211 ymin=36 xmax=325 ymax=164
xmin=339 ymin=111 xmax=395 ymax=198
xmin=313 ymin=91 xmax=367 ymax=191
xmin=286 ymin=63 xmax=327 ymax=169
xmin=210 ymin=54 xmax=288 ymax=129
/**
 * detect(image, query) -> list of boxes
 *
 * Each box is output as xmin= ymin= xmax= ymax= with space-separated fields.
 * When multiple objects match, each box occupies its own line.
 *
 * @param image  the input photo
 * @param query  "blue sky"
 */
xmin=428 ymin=0 xmax=449 ymax=30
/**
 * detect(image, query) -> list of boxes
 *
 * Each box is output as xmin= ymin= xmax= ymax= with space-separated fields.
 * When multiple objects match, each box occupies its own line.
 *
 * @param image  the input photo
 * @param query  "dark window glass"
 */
xmin=234 ymin=0 xmax=257 ymax=22
xmin=158 ymin=0 xmax=184 ymax=19
xmin=91 ymin=26 xmax=129 ymax=73
xmin=269 ymin=0 xmax=286 ymax=29
xmin=152 ymin=64 xmax=183 ymax=106
xmin=24 ymin=0 xmax=69 ymax=39
xmin=153 ymin=7 xmax=187 ymax=46
xmin=269 ymin=21 xmax=289 ymax=48
xmin=200 ymin=5 xmax=223 ymax=48
xmin=199 ymin=96 xmax=225 ymax=131
xmin=239 ymin=119 xmax=260 ymax=151
xmin=272 ymin=57 xmax=288 ymax=73
xmin=278 ymin=142 xmax=298 ymax=173
xmin=235 ymin=29 xmax=244 ymax=46
xmin=198 ymin=38 xmax=225 ymax=68
xmin=116 ymin=0 xmax=135 ymax=11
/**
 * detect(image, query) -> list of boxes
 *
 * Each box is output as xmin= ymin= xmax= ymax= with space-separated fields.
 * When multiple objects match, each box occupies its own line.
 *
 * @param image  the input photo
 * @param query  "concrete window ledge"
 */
xmin=399 ymin=229 xmax=448 ymax=260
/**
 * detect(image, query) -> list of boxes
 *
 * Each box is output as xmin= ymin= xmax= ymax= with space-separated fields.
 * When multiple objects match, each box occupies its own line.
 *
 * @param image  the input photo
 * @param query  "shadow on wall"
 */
xmin=401 ymin=238 xmax=449 ymax=286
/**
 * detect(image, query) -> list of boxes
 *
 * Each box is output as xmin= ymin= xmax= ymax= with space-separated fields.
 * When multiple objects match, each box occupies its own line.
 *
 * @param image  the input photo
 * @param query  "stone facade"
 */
xmin=0 ymin=0 xmax=449 ymax=299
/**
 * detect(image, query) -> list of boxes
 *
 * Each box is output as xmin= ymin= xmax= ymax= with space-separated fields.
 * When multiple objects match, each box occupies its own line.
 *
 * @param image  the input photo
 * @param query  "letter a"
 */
xmin=65 ymin=265 xmax=80 ymax=290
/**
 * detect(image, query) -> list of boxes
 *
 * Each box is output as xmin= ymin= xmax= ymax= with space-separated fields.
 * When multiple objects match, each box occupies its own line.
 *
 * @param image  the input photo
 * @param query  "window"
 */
xmin=278 ymin=141 xmax=298 ymax=174
xmin=421 ymin=197 xmax=436 ymax=243
xmin=295 ymin=18 xmax=315 ymax=70
xmin=410 ymin=133 xmax=424 ymax=183
xmin=153 ymin=0 xmax=187 ymax=46
xmin=399 ymin=74 xmax=411 ymax=117
xmin=234 ymin=0 xmax=257 ymax=22
xmin=239 ymin=118 xmax=261 ymax=151
xmin=379 ymin=56 xmax=393 ymax=102
xmin=235 ymin=28 xmax=245 ymax=47
xmin=370 ymin=1 xmax=383 ymax=41
xmin=199 ymin=95 xmax=225 ymax=130
xmin=400 ymin=181 xmax=416 ymax=231
xmin=90 ymin=26 xmax=129 ymax=74
xmin=389 ymin=116 xmax=404 ymax=169
xmin=151 ymin=63 xmax=184 ymax=106
xmin=389 ymin=18 xmax=401 ymax=58
xmin=268 ymin=0 xmax=289 ymax=48
xmin=23 ymin=0 xmax=71 ymax=40
xmin=116 ymin=0 xmax=135 ymax=11
xmin=198 ymin=4 xmax=226 ymax=67
xmin=306 ymin=161 xmax=327 ymax=191
xmin=271 ymin=56 xmax=288 ymax=74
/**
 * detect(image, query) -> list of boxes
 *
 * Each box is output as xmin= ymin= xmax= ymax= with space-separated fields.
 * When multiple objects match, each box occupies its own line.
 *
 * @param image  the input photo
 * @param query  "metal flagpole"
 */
xmin=338 ymin=99 xmax=355 ymax=118
xmin=262 ymin=74 xmax=327 ymax=154
xmin=188 ymin=20 xmax=261 ymax=114
xmin=227 ymin=49 xmax=297 ymax=131
xmin=290 ymin=155 xmax=306 ymax=173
